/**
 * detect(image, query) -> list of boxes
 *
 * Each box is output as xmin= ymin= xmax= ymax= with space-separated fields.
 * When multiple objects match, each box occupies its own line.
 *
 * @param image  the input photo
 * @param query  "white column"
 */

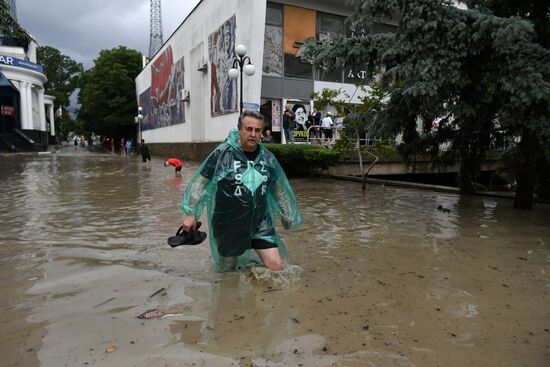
xmin=26 ymin=82 xmax=33 ymax=130
xmin=19 ymin=82 xmax=29 ymax=130
xmin=48 ymin=105 xmax=56 ymax=136
xmin=38 ymin=89 xmax=46 ymax=131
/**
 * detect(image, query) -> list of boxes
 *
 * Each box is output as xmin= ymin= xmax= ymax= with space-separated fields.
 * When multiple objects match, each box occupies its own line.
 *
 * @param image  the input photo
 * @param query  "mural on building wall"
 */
xmin=208 ymin=15 xmax=237 ymax=116
xmin=140 ymin=46 xmax=185 ymax=131
xmin=138 ymin=87 xmax=152 ymax=130
xmin=263 ymin=25 xmax=283 ymax=76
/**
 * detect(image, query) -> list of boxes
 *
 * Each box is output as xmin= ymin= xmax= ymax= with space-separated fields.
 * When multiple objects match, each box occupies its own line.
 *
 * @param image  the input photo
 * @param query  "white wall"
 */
xmin=136 ymin=0 xmax=267 ymax=144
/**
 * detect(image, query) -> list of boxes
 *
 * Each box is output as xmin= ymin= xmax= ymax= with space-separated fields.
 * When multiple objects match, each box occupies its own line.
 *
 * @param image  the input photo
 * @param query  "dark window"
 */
xmin=266 ymin=2 xmax=283 ymax=26
xmin=371 ymin=22 xmax=397 ymax=34
xmin=315 ymin=67 xmax=342 ymax=83
xmin=317 ymin=12 xmax=345 ymax=36
xmin=315 ymin=12 xmax=346 ymax=82
xmin=284 ymin=53 xmax=312 ymax=79
xmin=347 ymin=22 xmax=397 ymax=37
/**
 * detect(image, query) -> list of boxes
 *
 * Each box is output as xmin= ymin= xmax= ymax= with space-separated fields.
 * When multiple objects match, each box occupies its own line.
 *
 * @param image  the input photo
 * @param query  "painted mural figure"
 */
xmin=209 ymin=15 xmax=237 ymax=116
xmin=262 ymin=25 xmax=283 ymax=76
xmin=221 ymin=21 xmax=237 ymax=111
xmin=151 ymin=47 xmax=173 ymax=112
xmin=210 ymin=33 xmax=222 ymax=113
xmin=139 ymin=46 xmax=185 ymax=131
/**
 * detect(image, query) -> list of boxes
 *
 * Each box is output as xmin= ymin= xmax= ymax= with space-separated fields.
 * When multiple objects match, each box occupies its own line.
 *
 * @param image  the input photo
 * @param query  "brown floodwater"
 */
xmin=0 ymin=147 xmax=549 ymax=367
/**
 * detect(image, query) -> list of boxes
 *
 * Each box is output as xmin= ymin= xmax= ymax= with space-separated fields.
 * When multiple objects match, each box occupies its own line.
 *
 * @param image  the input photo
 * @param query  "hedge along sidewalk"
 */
xmin=264 ymin=143 xmax=340 ymax=176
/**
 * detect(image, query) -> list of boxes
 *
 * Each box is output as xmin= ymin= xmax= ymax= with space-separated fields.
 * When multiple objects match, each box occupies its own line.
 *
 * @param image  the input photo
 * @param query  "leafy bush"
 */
xmin=264 ymin=144 xmax=340 ymax=176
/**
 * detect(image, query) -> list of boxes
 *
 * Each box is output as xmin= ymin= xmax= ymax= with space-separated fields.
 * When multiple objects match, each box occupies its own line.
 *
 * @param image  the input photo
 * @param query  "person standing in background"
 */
xmin=321 ymin=112 xmax=334 ymax=146
xmin=139 ymin=139 xmax=151 ymax=162
xmin=282 ymin=107 xmax=294 ymax=144
xmin=125 ymin=139 xmax=133 ymax=156
xmin=120 ymin=137 xmax=126 ymax=156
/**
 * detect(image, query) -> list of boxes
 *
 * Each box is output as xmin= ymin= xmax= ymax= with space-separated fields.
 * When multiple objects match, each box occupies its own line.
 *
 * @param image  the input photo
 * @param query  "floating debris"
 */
xmin=137 ymin=309 xmax=164 ymax=319
xmin=93 ymin=297 xmax=116 ymax=309
xmin=148 ymin=287 xmax=166 ymax=298
xmin=137 ymin=308 xmax=185 ymax=319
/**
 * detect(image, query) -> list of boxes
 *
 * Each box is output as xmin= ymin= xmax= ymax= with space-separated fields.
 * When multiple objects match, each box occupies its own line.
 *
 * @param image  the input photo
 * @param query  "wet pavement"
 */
xmin=0 ymin=147 xmax=549 ymax=366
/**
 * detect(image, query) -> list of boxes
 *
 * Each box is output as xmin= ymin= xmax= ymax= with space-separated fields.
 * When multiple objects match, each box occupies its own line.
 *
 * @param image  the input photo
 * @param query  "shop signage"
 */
xmin=0 ymin=55 xmax=44 ymax=73
xmin=1 ymin=105 xmax=15 ymax=116
xmin=243 ymin=102 xmax=260 ymax=110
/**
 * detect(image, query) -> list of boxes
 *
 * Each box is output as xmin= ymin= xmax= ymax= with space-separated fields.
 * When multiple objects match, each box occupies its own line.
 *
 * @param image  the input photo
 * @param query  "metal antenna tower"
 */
xmin=6 ymin=0 xmax=17 ymax=20
xmin=149 ymin=0 xmax=163 ymax=57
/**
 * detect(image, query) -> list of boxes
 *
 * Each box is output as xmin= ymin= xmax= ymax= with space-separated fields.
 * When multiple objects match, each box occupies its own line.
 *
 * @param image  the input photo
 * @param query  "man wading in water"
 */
xmin=180 ymin=110 xmax=302 ymax=271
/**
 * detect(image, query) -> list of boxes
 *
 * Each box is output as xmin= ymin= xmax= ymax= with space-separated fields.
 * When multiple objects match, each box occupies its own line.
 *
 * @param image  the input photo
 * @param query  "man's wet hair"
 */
xmin=238 ymin=110 xmax=264 ymax=129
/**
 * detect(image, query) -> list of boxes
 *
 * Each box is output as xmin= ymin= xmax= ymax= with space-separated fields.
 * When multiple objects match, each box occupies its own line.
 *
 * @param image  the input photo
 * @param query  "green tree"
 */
xmin=0 ymin=0 xmax=31 ymax=47
xmin=78 ymin=46 xmax=142 ymax=140
xmin=37 ymin=46 xmax=83 ymax=108
xmin=303 ymin=0 xmax=550 ymax=209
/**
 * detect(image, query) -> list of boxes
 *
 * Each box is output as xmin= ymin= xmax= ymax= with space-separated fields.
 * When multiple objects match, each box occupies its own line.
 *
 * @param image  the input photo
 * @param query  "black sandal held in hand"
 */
xmin=167 ymin=222 xmax=207 ymax=247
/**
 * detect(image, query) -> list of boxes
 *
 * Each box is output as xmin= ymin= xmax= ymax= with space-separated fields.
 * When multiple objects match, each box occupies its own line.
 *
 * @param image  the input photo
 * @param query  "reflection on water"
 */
xmin=1 ymin=149 xmax=549 ymax=367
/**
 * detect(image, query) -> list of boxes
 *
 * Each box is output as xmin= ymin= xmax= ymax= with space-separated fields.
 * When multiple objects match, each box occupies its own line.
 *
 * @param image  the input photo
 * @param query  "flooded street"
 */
xmin=1 ymin=147 xmax=549 ymax=367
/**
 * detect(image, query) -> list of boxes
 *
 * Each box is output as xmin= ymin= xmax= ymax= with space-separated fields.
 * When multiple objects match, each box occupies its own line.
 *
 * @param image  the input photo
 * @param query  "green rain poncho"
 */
xmin=180 ymin=129 xmax=303 ymax=270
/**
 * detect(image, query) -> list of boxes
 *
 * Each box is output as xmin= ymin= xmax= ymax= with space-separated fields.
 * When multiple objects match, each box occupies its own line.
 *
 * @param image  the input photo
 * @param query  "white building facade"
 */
xmin=0 ymin=34 xmax=56 ymax=151
xmin=135 ymin=0 xmax=397 ymax=146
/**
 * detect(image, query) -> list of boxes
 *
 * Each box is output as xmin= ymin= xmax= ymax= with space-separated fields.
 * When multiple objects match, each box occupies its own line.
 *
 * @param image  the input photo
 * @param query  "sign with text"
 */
xmin=243 ymin=102 xmax=260 ymax=110
xmin=0 ymin=55 xmax=44 ymax=73
xmin=1 ymin=105 xmax=15 ymax=116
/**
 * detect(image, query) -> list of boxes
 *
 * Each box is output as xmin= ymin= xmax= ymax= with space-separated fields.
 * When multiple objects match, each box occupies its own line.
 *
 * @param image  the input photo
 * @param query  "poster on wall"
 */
xmin=208 ymin=15 xmax=237 ymax=116
xmin=290 ymin=102 xmax=311 ymax=143
xmin=271 ymin=100 xmax=281 ymax=132
xmin=141 ymin=46 xmax=186 ymax=131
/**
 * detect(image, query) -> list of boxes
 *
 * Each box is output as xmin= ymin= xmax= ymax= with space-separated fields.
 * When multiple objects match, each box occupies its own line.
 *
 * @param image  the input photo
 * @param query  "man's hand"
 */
xmin=182 ymin=215 xmax=196 ymax=232
xmin=281 ymin=217 xmax=292 ymax=230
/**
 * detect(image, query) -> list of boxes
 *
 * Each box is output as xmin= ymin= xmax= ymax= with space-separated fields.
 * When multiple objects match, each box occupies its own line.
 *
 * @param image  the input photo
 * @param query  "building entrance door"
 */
xmin=0 ymin=94 xmax=19 ymax=133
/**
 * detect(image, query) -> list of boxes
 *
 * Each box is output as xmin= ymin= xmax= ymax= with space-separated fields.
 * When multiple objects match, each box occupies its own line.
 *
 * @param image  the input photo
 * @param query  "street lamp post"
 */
xmin=228 ymin=44 xmax=255 ymax=115
xmin=136 ymin=106 xmax=143 ymax=143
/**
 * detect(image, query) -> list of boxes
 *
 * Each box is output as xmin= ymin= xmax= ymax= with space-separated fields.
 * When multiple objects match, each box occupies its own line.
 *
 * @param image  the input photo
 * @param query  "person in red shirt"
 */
xmin=164 ymin=158 xmax=183 ymax=176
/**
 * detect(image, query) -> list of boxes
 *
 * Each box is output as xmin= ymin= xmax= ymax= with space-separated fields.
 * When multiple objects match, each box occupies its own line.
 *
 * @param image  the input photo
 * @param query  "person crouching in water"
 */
xmin=180 ymin=110 xmax=303 ymax=272
xmin=164 ymin=158 xmax=183 ymax=176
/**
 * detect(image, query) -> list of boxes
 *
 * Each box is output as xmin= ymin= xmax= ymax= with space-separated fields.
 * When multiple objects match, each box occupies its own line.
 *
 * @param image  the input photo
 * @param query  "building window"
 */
xmin=317 ymin=12 xmax=345 ymax=37
xmin=315 ymin=67 xmax=342 ymax=83
xmin=283 ymin=5 xmax=315 ymax=79
xmin=371 ymin=22 xmax=397 ymax=34
xmin=266 ymin=2 xmax=283 ymax=26
xmin=315 ymin=12 xmax=346 ymax=82
xmin=284 ymin=53 xmax=313 ymax=79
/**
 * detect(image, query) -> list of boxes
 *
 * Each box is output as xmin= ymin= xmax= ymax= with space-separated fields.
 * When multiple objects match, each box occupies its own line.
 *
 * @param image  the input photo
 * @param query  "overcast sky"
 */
xmin=17 ymin=0 xmax=201 ymax=69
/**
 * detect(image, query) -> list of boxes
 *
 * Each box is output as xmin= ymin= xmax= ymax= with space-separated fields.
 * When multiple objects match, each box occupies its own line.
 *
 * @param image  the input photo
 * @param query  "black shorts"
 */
xmin=251 ymin=239 xmax=277 ymax=250
xmin=323 ymin=128 xmax=333 ymax=139
xmin=175 ymin=166 xmax=182 ymax=172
